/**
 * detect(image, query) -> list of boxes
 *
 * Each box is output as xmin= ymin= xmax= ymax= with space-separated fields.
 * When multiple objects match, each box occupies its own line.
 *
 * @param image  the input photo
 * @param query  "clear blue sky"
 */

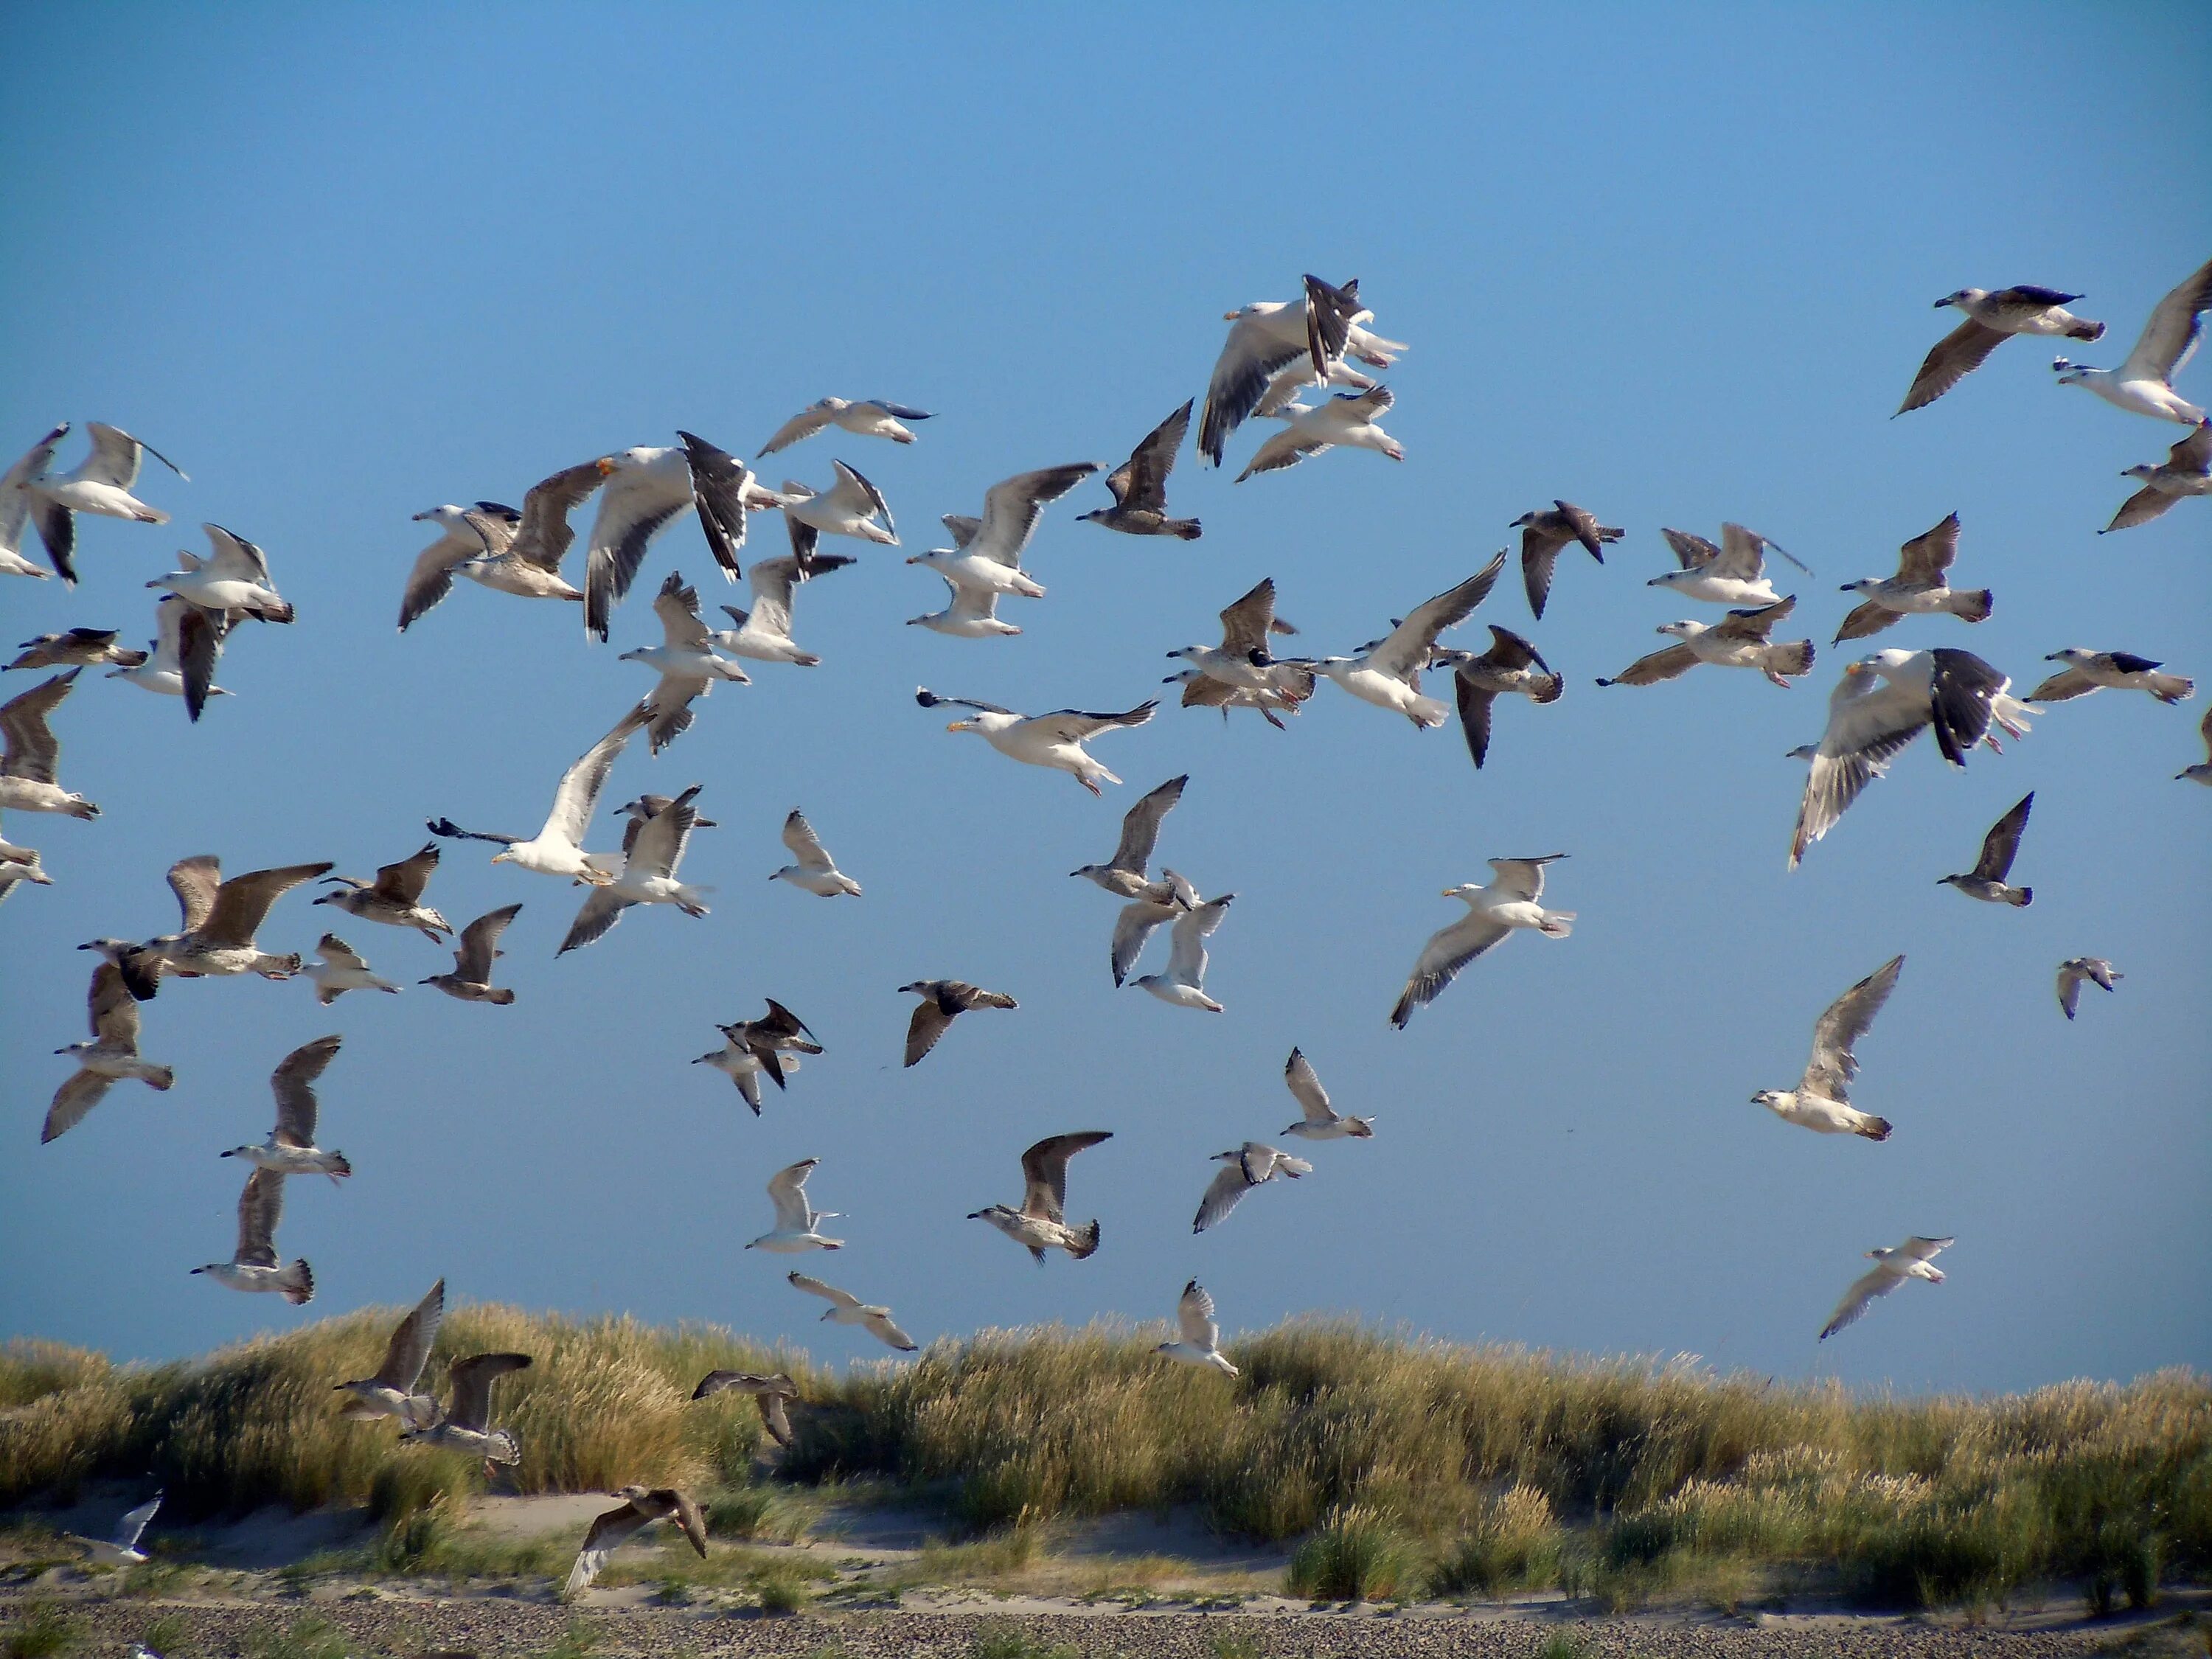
xmin=3 ymin=4 xmax=2205 ymax=1397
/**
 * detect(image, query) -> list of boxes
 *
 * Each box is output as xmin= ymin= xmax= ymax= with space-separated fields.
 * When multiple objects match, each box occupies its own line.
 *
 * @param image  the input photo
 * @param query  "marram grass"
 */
xmin=3 ymin=1311 xmax=2206 ymax=1610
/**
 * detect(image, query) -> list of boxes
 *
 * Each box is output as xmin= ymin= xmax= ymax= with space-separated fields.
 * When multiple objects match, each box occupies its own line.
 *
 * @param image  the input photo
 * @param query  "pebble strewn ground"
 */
xmin=15 ymin=1593 xmax=2174 ymax=1658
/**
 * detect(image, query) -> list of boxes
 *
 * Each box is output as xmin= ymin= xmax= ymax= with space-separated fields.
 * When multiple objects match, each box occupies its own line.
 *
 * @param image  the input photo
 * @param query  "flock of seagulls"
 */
xmin=10 ymin=248 xmax=2207 ymax=1582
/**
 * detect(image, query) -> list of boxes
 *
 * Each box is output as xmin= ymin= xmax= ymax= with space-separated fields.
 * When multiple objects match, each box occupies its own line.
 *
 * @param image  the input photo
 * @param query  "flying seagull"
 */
xmin=780 ymin=458 xmax=897 ymax=568
xmin=1834 ymin=513 xmax=1992 ymax=643
xmin=1596 ymin=598 xmax=1815 ymax=690
xmin=0 ymin=824 xmax=51 ymax=905
xmin=1788 ymin=649 xmax=2036 ymax=869
xmin=1429 ymin=627 xmax=1563 ymax=769
xmin=1514 ymin=502 xmax=1622 ymax=621
xmin=151 ymin=523 xmax=294 ymax=623
xmin=1939 ymin=793 xmax=2034 ymax=906
xmin=1155 ymin=1281 xmax=1237 ymax=1377
xmin=2053 ymin=255 xmax=2212 ymax=423
xmin=759 ymin=397 xmax=933 ymax=456
xmin=192 ymin=1168 xmax=312 ymax=1304
xmin=908 ymin=576 xmax=1020 ymax=638
xmin=303 ymin=935 xmax=400 ymax=1004
xmin=1165 ymin=577 xmax=1304 ymax=702
xmin=1193 ymin=1141 xmax=1312 ymax=1233
xmin=788 ymin=1272 xmax=918 ymax=1352
xmin=1391 ymin=855 xmax=1574 ymax=1029
xmin=1110 ymin=868 xmax=1198 ymax=987
xmin=691 ymin=1371 xmax=799 ymax=1446
xmin=400 ymin=461 xmax=612 ymax=630
xmin=334 ymin=1279 xmax=445 ymax=1425
xmin=1199 ymin=275 xmax=1395 ymax=465
xmin=898 ymin=978 xmax=1018 ymax=1067
xmin=1130 ymin=892 xmax=1234 ymax=1012
xmin=315 ymin=844 xmax=451 ymax=940
xmin=1071 ymin=773 xmax=1187 ymax=897
xmin=1751 ymin=955 xmax=1903 ymax=1141
xmin=695 ymin=998 xmax=821 ymax=1114
xmin=23 ymin=423 xmax=186 ymax=583
xmin=2056 ymin=957 xmax=2123 ymax=1020
xmin=968 ymin=1131 xmax=1112 ymax=1264
xmin=917 ymin=688 xmax=1155 ymax=794
xmin=620 ymin=573 xmax=751 ymax=754
xmin=43 ymin=961 xmax=174 ymax=1144
xmin=420 ymin=902 xmax=523 ymax=1004
xmin=1313 ymin=556 xmax=1509 ymax=727
xmin=1235 ymin=385 xmax=1402 ymax=481
xmin=2104 ymin=420 xmax=2211 ymax=532
xmin=770 ymin=809 xmax=860 ymax=897
xmin=401 ymin=1352 xmax=532 ymax=1464
xmin=428 ymin=703 xmax=648 ymax=884
xmin=1899 ymin=286 xmax=2104 ymax=414
xmin=108 ymin=855 xmax=335 ymax=998
xmin=0 ymin=422 xmax=72 ymax=580
xmin=557 ymin=786 xmax=710 ymax=954
xmin=8 ymin=627 xmax=146 ymax=672
xmin=1281 ymin=1047 xmax=1374 ymax=1140
xmin=220 ymin=1034 xmax=352 ymax=1182
xmin=581 ymin=434 xmax=771 ymax=641
xmin=1820 ymin=1237 xmax=1951 ymax=1340
xmin=566 ymin=1487 xmax=707 ymax=1597
xmin=2180 ymin=707 xmax=2212 ymax=785
xmin=1649 ymin=524 xmax=1808 ymax=608
xmin=905 ymin=464 xmax=1098 ymax=613
xmin=107 ymin=595 xmax=225 ymax=716
xmin=710 ymin=552 xmax=852 ymax=664
xmin=1079 ymin=401 xmax=1200 ymax=539
xmin=1 ymin=670 xmax=99 ymax=818
xmin=1168 ymin=664 xmax=1314 ymax=728
xmin=2029 ymin=649 xmax=2194 ymax=707
xmin=64 ymin=1493 xmax=164 ymax=1567
xmin=746 ymin=1158 xmax=842 ymax=1252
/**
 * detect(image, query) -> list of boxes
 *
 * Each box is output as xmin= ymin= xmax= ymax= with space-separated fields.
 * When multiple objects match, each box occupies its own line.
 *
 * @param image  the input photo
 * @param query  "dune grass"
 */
xmin=3 ymin=1313 xmax=2206 ymax=1611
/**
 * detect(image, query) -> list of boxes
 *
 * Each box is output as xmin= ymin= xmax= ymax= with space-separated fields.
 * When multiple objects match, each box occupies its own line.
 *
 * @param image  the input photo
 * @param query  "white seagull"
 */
xmin=759 ymin=397 xmax=933 ymax=456
xmin=2106 ymin=420 xmax=2212 ymax=532
xmin=1514 ymin=502 xmax=1623 ymax=621
xmin=2 ymin=671 xmax=100 ymax=818
xmin=1166 ymin=577 xmax=1303 ymax=698
xmin=2056 ymin=957 xmax=2123 ymax=1020
xmin=1281 ymin=1047 xmax=1374 ymax=1140
xmin=780 ymin=458 xmax=898 ymax=567
xmin=43 ymin=961 xmax=175 ymax=1144
xmin=334 ymin=1279 xmax=445 ymax=1425
xmin=150 ymin=524 xmax=293 ymax=622
xmin=1789 ymin=648 xmax=2036 ymax=869
xmin=968 ymin=1131 xmax=1112 ymax=1264
xmin=1390 ymin=855 xmax=1574 ymax=1029
xmin=9 ymin=627 xmax=147 ymax=672
xmin=711 ymin=552 xmax=852 ymax=664
xmin=419 ymin=902 xmax=523 ymax=1004
xmin=1312 ymin=555 xmax=1507 ymax=728
xmin=917 ymin=688 xmax=1155 ymax=794
xmin=399 ymin=459 xmax=608 ymax=630
xmin=770 ymin=809 xmax=860 ymax=897
xmin=905 ymin=464 xmax=1098 ymax=611
xmin=745 ymin=1158 xmax=843 ymax=1253
xmin=1899 ymin=285 xmax=2104 ymax=414
xmin=1130 ymin=891 xmax=1234 ymax=1013
xmin=23 ymin=423 xmax=186 ymax=583
xmin=1077 ymin=400 xmax=1202 ymax=540
xmin=1430 ymin=627 xmax=1564 ymax=771
xmin=1834 ymin=512 xmax=1992 ymax=643
xmin=788 ymin=1272 xmax=919 ymax=1352
xmin=1192 ymin=1141 xmax=1311 ymax=1232
xmin=557 ymin=785 xmax=711 ymax=954
xmin=582 ymin=433 xmax=771 ymax=641
xmin=1071 ymin=773 xmax=1187 ymax=897
xmin=1155 ymin=1281 xmax=1237 ymax=1377
xmin=2029 ymin=649 xmax=2194 ymax=707
xmin=1820 ymin=1237 xmax=1951 ymax=1340
xmin=1235 ymin=386 xmax=1402 ymax=481
xmin=220 ymin=1034 xmax=353 ymax=1183
xmin=565 ymin=1488 xmax=706 ymax=1598
xmin=2180 ymin=707 xmax=2212 ymax=785
xmin=400 ymin=1352 xmax=532 ymax=1464
xmin=619 ymin=573 xmax=751 ymax=754
xmin=1750 ymin=956 xmax=1903 ymax=1141
xmin=1649 ymin=524 xmax=1806 ymax=608
xmin=65 ymin=1493 xmax=164 ymax=1566
xmin=1110 ymin=868 xmax=1198 ymax=987
xmin=314 ymin=843 xmax=451 ymax=940
xmin=105 ymin=855 xmax=334 ymax=998
xmin=2053 ymin=256 xmax=2212 ymax=422
xmin=1 ymin=422 xmax=71 ymax=579
xmin=1198 ymin=275 xmax=1397 ymax=465
xmin=694 ymin=999 xmax=821 ymax=1114
xmin=192 ymin=1168 xmax=313 ymax=1304
xmin=303 ymin=934 xmax=400 ymax=1005
xmin=1595 ymin=598 xmax=1815 ymax=690
xmin=428 ymin=704 xmax=648 ymax=884
xmin=108 ymin=595 xmax=226 ymax=717
xmin=1939 ymin=794 xmax=2034 ymax=907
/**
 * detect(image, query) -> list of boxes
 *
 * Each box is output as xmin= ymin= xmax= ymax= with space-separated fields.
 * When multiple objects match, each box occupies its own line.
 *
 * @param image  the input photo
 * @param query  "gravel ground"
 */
xmin=18 ymin=1593 xmax=2174 ymax=1658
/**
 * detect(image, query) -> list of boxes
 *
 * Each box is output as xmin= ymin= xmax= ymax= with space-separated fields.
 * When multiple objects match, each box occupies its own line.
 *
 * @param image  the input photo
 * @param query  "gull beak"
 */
xmin=1933 ymin=297 xmax=1953 ymax=308
xmin=2044 ymin=652 xmax=2062 ymax=661
xmin=1222 ymin=310 xmax=1239 ymax=321
xmin=595 ymin=456 xmax=617 ymax=477
xmin=945 ymin=720 xmax=969 ymax=733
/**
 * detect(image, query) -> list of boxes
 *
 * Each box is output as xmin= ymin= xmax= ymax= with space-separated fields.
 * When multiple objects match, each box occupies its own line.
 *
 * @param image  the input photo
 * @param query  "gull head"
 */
xmin=2051 ymin=358 xmax=2088 ymax=384
xmin=1934 ymin=289 xmax=1983 ymax=310
xmin=945 ymin=719 xmax=976 ymax=734
xmin=1507 ymin=512 xmax=1540 ymax=529
xmin=616 ymin=648 xmax=643 ymax=664
xmin=1076 ymin=507 xmax=1107 ymax=525
xmin=2123 ymin=464 xmax=2161 ymax=483
xmin=1840 ymin=579 xmax=1874 ymax=594
xmin=1857 ymin=649 xmax=1916 ymax=678
xmin=412 ymin=505 xmax=465 ymax=525
xmin=1442 ymin=883 xmax=1484 ymax=902
xmin=1656 ymin=622 xmax=1702 ymax=639
xmin=489 ymin=849 xmax=512 ymax=865
xmin=2045 ymin=647 xmax=2090 ymax=665
xmin=1750 ymin=1089 xmax=1784 ymax=1109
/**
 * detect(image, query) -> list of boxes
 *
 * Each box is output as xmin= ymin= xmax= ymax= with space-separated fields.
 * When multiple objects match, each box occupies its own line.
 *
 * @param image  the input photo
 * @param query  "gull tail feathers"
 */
xmin=2067 ymin=320 xmax=2106 ymax=341
xmin=1946 ymin=589 xmax=1994 ymax=623
xmin=1855 ymin=1116 xmax=1893 ymax=1142
xmin=282 ymin=1260 xmax=315 ymax=1304
xmin=1069 ymin=1220 xmax=1102 ymax=1261
xmin=1538 ymin=911 xmax=1575 ymax=938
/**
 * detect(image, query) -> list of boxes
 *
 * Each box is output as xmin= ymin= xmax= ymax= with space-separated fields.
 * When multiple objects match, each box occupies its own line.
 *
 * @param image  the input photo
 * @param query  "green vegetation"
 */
xmin=1 ymin=1604 xmax=83 ymax=1659
xmin=4 ymin=1312 xmax=2207 ymax=1612
xmin=969 ymin=1627 xmax=1082 ymax=1659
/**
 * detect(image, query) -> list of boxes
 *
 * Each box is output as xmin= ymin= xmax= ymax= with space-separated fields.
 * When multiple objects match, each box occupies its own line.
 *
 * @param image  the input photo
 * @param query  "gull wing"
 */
xmin=80 ymin=423 xmax=184 ymax=489
xmin=1818 ymin=1262 xmax=1899 ymax=1340
xmin=2170 ymin=420 xmax=2212 ymax=473
xmin=1284 ymin=1047 xmax=1334 ymax=1124
xmin=446 ymin=1352 xmax=530 ymax=1432
xmin=1111 ymin=891 xmax=1180 ymax=985
xmin=1709 ymin=524 xmax=1770 ymax=581
xmin=1898 ymin=317 xmax=2007 ymax=414
xmin=235 ymin=1168 xmax=285 ymax=1267
xmin=567 ymin=1500 xmax=647 ymax=1595
xmin=370 ymin=843 xmax=439 ymax=905
xmin=1926 ymin=648 xmax=2007 ymax=765
xmin=1106 ymin=400 xmax=1192 ymax=510
xmin=1896 ymin=512 xmax=1962 ymax=583
xmin=1108 ymin=774 xmax=1186 ymax=874
xmin=767 ymin=1158 xmax=819 ymax=1230
xmin=863 ymin=1310 xmax=919 ymax=1352
xmin=540 ymin=704 xmax=650 ymax=845
xmin=1391 ymin=911 xmax=1512 ymax=1029
xmin=1178 ymin=1280 xmax=1220 ymax=1347
xmin=203 ymin=863 xmax=334 ymax=947
xmin=677 ymin=431 xmax=751 ymax=578
xmin=399 ymin=521 xmax=486 ymax=632
xmin=626 ymin=785 xmax=700 ymax=879
xmin=1899 ymin=1236 xmax=1953 ymax=1263
xmin=113 ymin=1492 xmax=163 ymax=1554
xmin=824 ymin=459 xmax=894 ymax=538
xmin=2027 ymin=667 xmax=2098 ymax=703
xmin=452 ymin=903 xmax=522 ymax=981
xmin=788 ymin=1271 xmax=861 ymax=1312
xmin=457 ymin=501 xmax=522 ymax=557
xmin=1019 ymin=1130 xmax=1111 ymax=1222
xmin=1234 ymin=426 xmax=1328 ymax=480
xmin=316 ymin=934 xmax=373 ymax=973
xmin=2121 ymin=255 xmax=2212 ymax=382
xmin=1304 ymin=274 xmax=1363 ymax=377
xmin=1453 ymin=678 xmax=1496 ymax=768
xmin=1832 ymin=599 xmax=1901 ymax=644
xmin=759 ymin=404 xmax=835 ymax=457
xmin=941 ymin=513 xmax=981 ymax=550
xmin=178 ymin=604 xmax=224 ymax=723
xmin=653 ymin=571 xmax=711 ymax=647
xmin=271 ymin=1034 xmax=341 ymax=1147
xmin=1199 ymin=309 xmax=1310 ymax=465
xmin=914 ymin=687 xmax=1015 ymax=717
xmin=970 ymin=464 xmax=1097 ymax=566
xmin=902 ymin=997 xmax=955 ymax=1067
xmin=375 ymin=1279 xmax=447 ymax=1391
xmin=1487 ymin=855 xmax=1561 ymax=902
xmin=167 ymin=854 xmax=222 ymax=931
xmin=1028 ymin=703 xmax=1156 ymax=744
xmin=2105 ymin=484 xmax=2181 ymax=532
xmin=1802 ymin=954 xmax=1905 ymax=1101
xmin=1971 ymin=793 xmax=2033 ymax=882
xmin=88 ymin=959 xmax=140 ymax=1045
xmin=557 ymin=886 xmax=635 ymax=955
xmin=1193 ymin=1161 xmax=1254 ymax=1233
xmin=201 ymin=524 xmax=274 ymax=585
xmin=1714 ymin=597 xmax=1795 ymax=642
xmin=665 ymin=1489 xmax=709 ymax=1557
xmin=1218 ymin=578 xmax=1281 ymax=656
xmin=0 ymin=669 xmax=74 ymax=783
xmin=1790 ymin=672 xmax=1933 ymax=866
xmin=1368 ymin=555 xmax=1506 ymax=680
xmin=1661 ymin=528 xmax=1720 ymax=571
xmin=1597 ymin=641 xmax=1700 ymax=686
xmin=1519 ymin=524 xmax=1572 ymax=620
xmin=585 ymin=452 xmax=694 ymax=641
xmin=42 ymin=1069 xmax=116 ymax=1144
xmin=512 ymin=460 xmax=606 ymax=573
xmin=781 ymin=809 xmax=834 ymax=870
xmin=1166 ymin=894 xmax=1231 ymax=984
xmin=743 ymin=555 xmax=807 ymax=638
xmin=756 ymin=998 xmax=819 ymax=1048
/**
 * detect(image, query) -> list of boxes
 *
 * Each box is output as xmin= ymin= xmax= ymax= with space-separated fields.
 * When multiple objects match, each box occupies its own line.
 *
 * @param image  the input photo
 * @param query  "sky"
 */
xmin=1 ymin=4 xmax=2206 ymax=1398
